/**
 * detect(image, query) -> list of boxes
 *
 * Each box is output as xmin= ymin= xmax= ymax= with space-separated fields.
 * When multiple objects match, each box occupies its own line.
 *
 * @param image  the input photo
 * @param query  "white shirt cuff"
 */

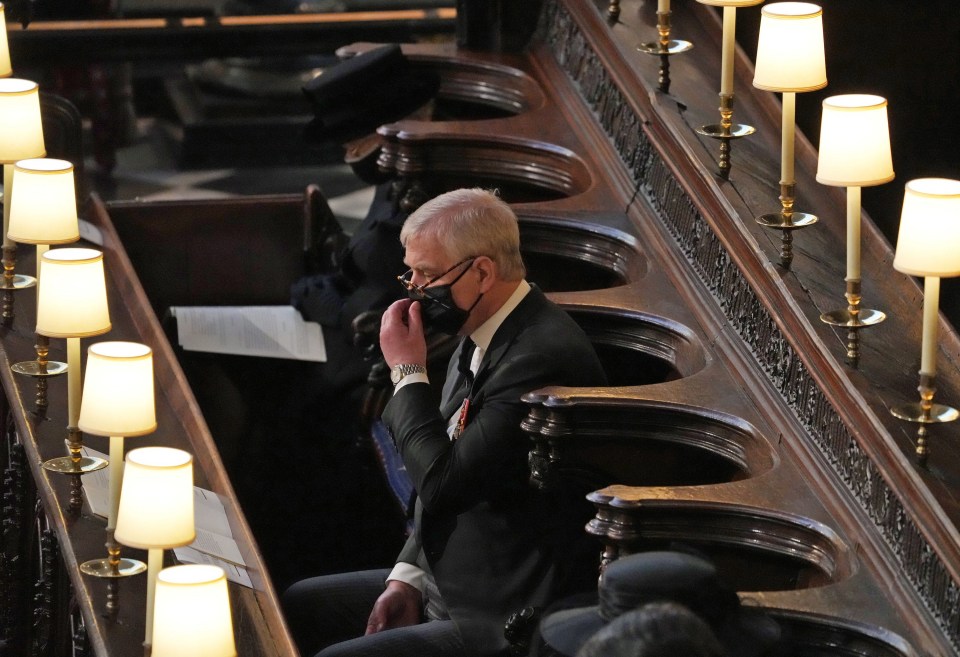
xmin=394 ymin=372 xmax=429 ymax=393
xmin=387 ymin=561 xmax=426 ymax=594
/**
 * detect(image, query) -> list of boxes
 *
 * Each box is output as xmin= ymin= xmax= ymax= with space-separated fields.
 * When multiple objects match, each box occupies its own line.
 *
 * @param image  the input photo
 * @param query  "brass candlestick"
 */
xmin=637 ymin=10 xmax=693 ymax=94
xmin=820 ymin=279 xmax=885 ymax=368
xmin=697 ymin=93 xmax=756 ymax=178
xmin=0 ymin=243 xmax=33 ymax=324
xmin=608 ymin=0 xmax=621 ymax=22
xmin=891 ymin=373 xmax=959 ymax=466
xmin=80 ymin=528 xmax=147 ymax=607
xmin=695 ymin=1 xmax=763 ymax=177
xmin=756 ymin=181 xmax=817 ymax=269
xmin=12 ymin=334 xmax=68 ymax=411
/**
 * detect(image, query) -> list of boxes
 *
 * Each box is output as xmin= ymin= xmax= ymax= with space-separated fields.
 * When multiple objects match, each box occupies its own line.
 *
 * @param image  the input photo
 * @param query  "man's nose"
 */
xmin=410 ymin=272 xmax=428 ymax=287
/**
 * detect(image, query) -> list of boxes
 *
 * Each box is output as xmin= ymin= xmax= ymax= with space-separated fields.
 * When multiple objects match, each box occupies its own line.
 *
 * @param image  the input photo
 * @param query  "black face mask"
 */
xmin=414 ymin=284 xmax=483 ymax=335
xmin=399 ymin=257 xmax=482 ymax=335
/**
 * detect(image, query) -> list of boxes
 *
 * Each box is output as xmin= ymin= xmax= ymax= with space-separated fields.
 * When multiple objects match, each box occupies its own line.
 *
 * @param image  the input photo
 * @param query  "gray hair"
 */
xmin=400 ymin=188 xmax=526 ymax=281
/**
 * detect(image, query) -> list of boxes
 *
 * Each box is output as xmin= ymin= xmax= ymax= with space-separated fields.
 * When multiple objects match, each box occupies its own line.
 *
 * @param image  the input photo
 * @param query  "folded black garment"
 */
xmin=302 ymin=43 xmax=440 ymax=144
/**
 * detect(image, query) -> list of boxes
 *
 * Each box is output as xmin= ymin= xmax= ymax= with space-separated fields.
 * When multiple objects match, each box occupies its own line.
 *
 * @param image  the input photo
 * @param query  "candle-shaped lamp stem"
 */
xmin=921 ymin=276 xmax=940 ymax=377
xmin=720 ymin=6 xmax=735 ymax=96
xmin=846 ymin=186 xmax=861 ymax=282
xmin=696 ymin=0 xmax=763 ymax=177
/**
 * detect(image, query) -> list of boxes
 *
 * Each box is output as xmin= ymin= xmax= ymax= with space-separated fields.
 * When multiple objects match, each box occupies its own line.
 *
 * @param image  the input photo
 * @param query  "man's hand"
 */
xmin=365 ymin=580 xmax=422 ymax=635
xmin=380 ymin=299 xmax=427 ymax=369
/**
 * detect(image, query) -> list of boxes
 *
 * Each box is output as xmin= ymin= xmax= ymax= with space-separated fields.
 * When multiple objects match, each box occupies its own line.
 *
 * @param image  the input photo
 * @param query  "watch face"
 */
xmin=391 ymin=366 xmax=402 ymax=384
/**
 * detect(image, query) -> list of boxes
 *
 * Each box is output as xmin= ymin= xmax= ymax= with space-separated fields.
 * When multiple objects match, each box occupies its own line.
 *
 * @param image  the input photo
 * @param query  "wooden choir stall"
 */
xmin=3 ymin=0 xmax=960 ymax=655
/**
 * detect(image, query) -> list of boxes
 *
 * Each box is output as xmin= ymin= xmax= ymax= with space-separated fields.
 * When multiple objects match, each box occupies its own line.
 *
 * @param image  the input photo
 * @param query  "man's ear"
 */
xmin=474 ymin=256 xmax=498 ymax=292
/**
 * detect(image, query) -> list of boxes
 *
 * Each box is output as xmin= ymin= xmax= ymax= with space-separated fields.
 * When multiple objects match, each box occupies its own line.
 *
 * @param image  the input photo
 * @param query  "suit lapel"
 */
xmin=471 ymin=286 xmax=546 ymax=394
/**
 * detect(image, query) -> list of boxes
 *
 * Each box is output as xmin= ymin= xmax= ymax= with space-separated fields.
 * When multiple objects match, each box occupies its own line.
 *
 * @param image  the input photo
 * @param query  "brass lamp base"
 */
xmin=12 ymin=334 xmax=67 ymax=410
xmin=607 ymin=0 xmax=621 ymax=22
xmin=43 ymin=455 xmax=108 ymax=474
xmin=0 ymin=273 xmax=36 ymax=289
xmin=81 ymin=531 xmax=146 ymax=617
xmin=80 ymin=557 xmax=147 ymax=578
xmin=43 ymin=426 xmax=108 ymax=474
xmin=820 ymin=309 xmax=885 ymax=365
xmin=637 ymin=10 xmax=692 ymax=94
xmin=756 ymin=182 xmax=817 ymax=269
xmin=890 ymin=402 xmax=960 ymax=424
xmin=636 ymin=39 xmax=694 ymax=55
xmin=755 ymin=210 xmax=818 ymax=230
xmin=890 ymin=373 xmax=958 ymax=466
xmin=697 ymin=123 xmax=756 ymax=139
xmin=696 ymin=93 xmax=756 ymax=177
xmin=12 ymin=359 xmax=68 ymax=376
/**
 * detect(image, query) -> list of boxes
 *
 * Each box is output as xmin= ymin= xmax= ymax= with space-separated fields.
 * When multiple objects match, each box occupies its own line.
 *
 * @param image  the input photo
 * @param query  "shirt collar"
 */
xmin=469 ymin=279 xmax=531 ymax=353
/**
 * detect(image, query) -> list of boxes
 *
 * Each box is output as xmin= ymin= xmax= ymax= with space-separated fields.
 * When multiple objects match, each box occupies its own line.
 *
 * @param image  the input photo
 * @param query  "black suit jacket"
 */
xmin=382 ymin=286 xmax=607 ymax=655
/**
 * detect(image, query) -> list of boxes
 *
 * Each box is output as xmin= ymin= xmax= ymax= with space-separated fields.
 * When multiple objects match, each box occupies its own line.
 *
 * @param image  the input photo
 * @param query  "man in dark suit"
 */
xmin=282 ymin=188 xmax=607 ymax=657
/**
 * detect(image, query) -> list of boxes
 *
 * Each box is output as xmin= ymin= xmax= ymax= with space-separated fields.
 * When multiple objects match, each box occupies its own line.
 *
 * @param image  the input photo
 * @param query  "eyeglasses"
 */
xmin=397 ymin=256 xmax=477 ymax=301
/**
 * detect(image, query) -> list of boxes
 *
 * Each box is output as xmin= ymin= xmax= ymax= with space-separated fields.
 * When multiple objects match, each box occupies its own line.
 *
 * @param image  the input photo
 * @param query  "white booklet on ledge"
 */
xmin=80 ymin=447 xmax=252 ymax=587
xmin=170 ymin=305 xmax=327 ymax=362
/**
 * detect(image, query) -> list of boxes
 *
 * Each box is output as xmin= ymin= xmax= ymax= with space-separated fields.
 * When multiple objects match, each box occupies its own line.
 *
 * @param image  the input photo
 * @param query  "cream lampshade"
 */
xmin=115 ymin=446 xmax=196 ymax=647
xmin=36 ymin=248 xmax=111 ymax=339
xmin=816 ymin=95 xmax=894 ymax=188
xmin=78 ymin=342 xmax=156 ymax=580
xmin=0 ymin=78 xmax=46 ymax=290
xmin=890 ymin=178 xmax=960 ymax=463
xmin=753 ymin=2 xmax=826 ymax=93
xmin=752 ymin=2 xmax=827 ymax=268
xmin=0 ymin=79 xmax=45 ymax=163
xmin=893 ymin=179 xmax=960 ymax=281
xmin=7 ymin=158 xmax=81 ymax=383
xmin=8 ymin=158 xmax=80 ymax=247
xmin=36 ymin=248 xmax=112 ymax=474
xmin=0 ymin=5 xmax=13 ymax=79
xmin=816 ymin=95 xmax=894 ymax=366
xmin=152 ymin=565 xmax=237 ymax=657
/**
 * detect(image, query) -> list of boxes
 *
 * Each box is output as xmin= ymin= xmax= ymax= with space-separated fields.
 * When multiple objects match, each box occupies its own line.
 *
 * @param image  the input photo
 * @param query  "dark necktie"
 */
xmin=458 ymin=338 xmax=476 ymax=389
xmin=442 ymin=338 xmax=475 ymax=419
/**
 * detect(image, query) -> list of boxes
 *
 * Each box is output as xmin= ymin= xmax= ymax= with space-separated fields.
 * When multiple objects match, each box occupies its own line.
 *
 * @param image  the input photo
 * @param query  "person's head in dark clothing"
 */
xmin=576 ymin=602 xmax=725 ymax=657
xmin=540 ymin=551 xmax=780 ymax=657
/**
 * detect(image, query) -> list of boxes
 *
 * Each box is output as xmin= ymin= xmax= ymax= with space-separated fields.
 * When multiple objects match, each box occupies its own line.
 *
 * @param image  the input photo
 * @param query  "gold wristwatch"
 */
xmin=390 ymin=363 xmax=427 ymax=385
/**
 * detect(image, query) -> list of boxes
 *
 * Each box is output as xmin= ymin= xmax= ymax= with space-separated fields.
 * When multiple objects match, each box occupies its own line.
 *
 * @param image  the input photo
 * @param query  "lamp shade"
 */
xmin=696 ymin=0 xmax=763 ymax=6
xmin=36 ymin=248 xmax=111 ymax=338
xmin=115 ymin=447 xmax=195 ymax=550
xmin=0 ymin=78 xmax=45 ymax=162
xmin=7 ymin=158 xmax=80 ymax=244
xmin=893 ymin=178 xmax=960 ymax=278
xmin=79 ymin=342 xmax=157 ymax=437
xmin=816 ymin=95 xmax=894 ymax=187
xmin=753 ymin=2 xmax=827 ymax=92
xmin=0 ymin=5 xmax=12 ymax=78
xmin=152 ymin=565 xmax=237 ymax=657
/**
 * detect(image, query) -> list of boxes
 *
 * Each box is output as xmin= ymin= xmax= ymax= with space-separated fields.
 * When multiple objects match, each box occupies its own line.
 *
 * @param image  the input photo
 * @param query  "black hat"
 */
xmin=302 ymin=43 xmax=440 ymax=144
xmin=540 ymin=551 xmax=780 ymax=657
